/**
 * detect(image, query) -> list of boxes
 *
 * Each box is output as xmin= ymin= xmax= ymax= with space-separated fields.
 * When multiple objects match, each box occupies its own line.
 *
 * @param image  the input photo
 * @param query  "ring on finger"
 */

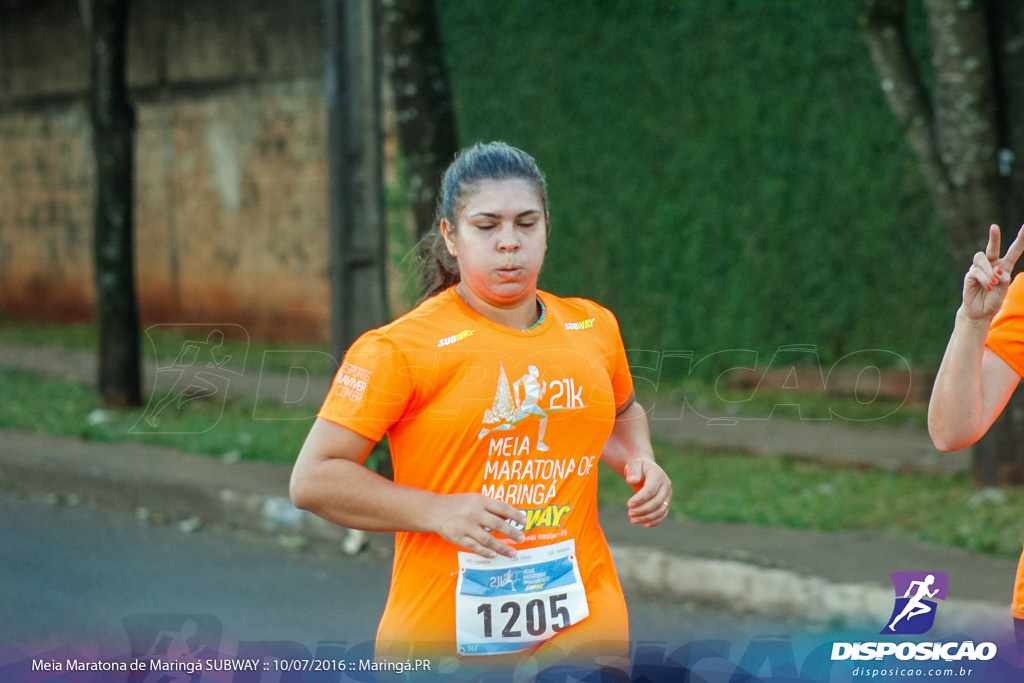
xmin=662 ymin=500 xmax=670 ymax=507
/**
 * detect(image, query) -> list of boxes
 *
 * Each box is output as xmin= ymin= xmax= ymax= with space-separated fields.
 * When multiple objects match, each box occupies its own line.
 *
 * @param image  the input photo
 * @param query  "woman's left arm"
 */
xmin=600 ymin=392 xmax=672 ymax=528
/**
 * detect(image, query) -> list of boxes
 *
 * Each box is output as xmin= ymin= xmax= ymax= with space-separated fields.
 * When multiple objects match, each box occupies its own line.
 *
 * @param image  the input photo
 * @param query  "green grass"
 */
xmin=636 ymin=377 xmax=928 ymax=429
xmin=0 ymin=365 xmax=393 ymax=471
xmin=0 ymin=316 xmax=337 ymax=377
xmin=2 ymin=364 xmax=1016 ymax=558
xmin=0 ymin=366 xmax=315 ymax=465
xmin=600 ymin=442 xmax=1024 ymax=559
xmin=0 ymin=318 xmax=98 ymax=350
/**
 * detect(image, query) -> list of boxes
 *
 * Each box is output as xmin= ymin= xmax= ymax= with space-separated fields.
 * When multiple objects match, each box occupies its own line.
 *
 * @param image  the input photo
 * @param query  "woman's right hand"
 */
xmin=428 ymin=493 xmax=528 ymax=559
xmin=962 ymin=224 xmax=1024 ymax=322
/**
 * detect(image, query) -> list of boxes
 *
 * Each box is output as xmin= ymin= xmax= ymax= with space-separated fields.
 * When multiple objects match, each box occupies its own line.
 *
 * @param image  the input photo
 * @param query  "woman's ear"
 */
xmin=440 ymin=219 xmax=457 ymax=257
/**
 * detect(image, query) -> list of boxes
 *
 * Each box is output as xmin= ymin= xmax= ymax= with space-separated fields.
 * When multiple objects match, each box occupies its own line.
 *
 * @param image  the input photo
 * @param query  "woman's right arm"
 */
xmin=928 ymin=224 xmax=1024 ymax=451
xmin=290 ymin=418 xmax=526 ymax=558
xmin=928 ymin=311 xmax=1019 ymax=451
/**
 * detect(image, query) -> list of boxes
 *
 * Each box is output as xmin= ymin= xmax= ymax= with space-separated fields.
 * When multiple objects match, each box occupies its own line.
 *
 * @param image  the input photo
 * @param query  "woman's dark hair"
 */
xmin=420 ymin=141 xmax=548 ymax=298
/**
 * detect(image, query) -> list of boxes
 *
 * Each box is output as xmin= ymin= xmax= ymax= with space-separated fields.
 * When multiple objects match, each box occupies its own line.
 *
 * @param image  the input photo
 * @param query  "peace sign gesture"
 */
xmin=963 ymin=224 xmax=1024 ymax=322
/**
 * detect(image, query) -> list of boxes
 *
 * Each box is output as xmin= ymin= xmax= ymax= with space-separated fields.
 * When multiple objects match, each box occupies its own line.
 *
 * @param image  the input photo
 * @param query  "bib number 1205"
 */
xmin=477 ymin=593 xmax=570 ymax=638
xmin=455 ymin=539 xmax=589 ymax=656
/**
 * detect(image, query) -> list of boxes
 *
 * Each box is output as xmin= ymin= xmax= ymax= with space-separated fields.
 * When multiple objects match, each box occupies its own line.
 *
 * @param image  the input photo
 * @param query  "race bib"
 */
xmin=455 ymin=539 xmax=589 ymax=656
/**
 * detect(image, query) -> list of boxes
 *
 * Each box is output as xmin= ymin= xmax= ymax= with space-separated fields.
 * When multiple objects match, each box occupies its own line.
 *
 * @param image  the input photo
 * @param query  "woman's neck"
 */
xmin=455 ymin=283 xmax=541 ymax=331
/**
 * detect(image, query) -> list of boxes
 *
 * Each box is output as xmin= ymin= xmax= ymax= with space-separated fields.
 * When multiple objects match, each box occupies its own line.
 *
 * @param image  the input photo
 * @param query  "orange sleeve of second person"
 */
xmin=988 ymin=278 xmax=1024 ymax=619
xmin=1013 ymin=546 xmax=1024 ymax=620
xmin=986 ymin=273 xmax=1024 ymax=377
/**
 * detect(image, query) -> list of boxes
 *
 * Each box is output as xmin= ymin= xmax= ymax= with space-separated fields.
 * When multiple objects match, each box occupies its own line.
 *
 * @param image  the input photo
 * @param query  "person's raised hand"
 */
xmin=428 ymin=493 xmax=527 ymax=559
xmin=963 ymin=224 xmax=1024 ymax=322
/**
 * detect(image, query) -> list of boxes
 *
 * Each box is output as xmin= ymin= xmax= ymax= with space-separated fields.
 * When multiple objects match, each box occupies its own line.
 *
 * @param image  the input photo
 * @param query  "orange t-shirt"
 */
xmin=986 ymin=274 xmax=1024 ymax=619
xmin=987 ymin=273 xmax=1024 ymax=377
xmin=318 ymin=287 xmax=634 ymax=663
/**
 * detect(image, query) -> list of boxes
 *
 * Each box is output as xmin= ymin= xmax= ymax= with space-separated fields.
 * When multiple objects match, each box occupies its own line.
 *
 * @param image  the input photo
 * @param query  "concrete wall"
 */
xmin=0 ymin=0 xmax=335 ymax=341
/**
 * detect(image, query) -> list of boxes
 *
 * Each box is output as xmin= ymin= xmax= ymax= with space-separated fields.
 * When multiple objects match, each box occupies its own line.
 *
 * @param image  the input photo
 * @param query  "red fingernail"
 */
xmin=998 ymin=269 xmax=1004 ymax=276
xmin=988 ymin=284 xmax=994 ymax=291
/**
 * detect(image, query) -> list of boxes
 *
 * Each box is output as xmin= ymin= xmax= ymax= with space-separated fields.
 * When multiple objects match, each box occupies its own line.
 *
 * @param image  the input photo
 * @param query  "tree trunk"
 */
xmin=89 ymin=0 xmax=141 ymax=408
xmin=984 ymin=1 xmax=1024 ymax=229
xmin=325 ymin=0 xmax=390 ymax=360
xmin=380 ymin=0 xmax=459 ymax=241
xmin=860 ymin=0 xmax=1024 ymax=485
xmin=971 ymin=0 xmax=1024 ymax=486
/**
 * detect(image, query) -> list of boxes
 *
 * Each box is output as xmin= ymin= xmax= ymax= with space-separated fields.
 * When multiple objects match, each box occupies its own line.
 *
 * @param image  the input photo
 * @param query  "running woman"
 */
xmin=290 ymin=142 xmax=671 ymax=680
xmin=928 ymin=222 xmax=1024 ymax=625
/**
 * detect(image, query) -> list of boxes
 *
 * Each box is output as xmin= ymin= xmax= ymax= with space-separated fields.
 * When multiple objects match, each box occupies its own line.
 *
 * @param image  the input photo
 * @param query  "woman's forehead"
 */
xmin=460 ymin=178 xmax=545 ymax=216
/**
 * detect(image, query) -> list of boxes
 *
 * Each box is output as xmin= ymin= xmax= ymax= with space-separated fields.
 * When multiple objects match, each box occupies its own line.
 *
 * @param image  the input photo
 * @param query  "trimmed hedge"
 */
xmin=437 ymin=0 xmax=955 ymax=378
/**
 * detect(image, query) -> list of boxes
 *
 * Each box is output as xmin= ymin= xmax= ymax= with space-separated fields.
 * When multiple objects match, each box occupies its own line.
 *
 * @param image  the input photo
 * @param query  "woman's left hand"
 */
xmin=624 ymin=459 xmax=672 ymax=528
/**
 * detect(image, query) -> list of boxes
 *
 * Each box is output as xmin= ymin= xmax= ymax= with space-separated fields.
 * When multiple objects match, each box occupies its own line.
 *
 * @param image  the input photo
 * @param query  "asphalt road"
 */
xmin=0 ymin=492 xmax=858 ymax=680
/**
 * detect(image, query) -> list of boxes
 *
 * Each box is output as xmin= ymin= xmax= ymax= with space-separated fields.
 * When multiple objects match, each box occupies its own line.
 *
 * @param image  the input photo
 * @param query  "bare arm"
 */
xmin=290 ymin=418 xmax=526 ymax=558
xmin=928 ymin=314 xmax=1019 ymax=451
xmin=928 ymin=224 xmax=1024 ymax=451
xmin=600 ymin=393 xmax=672 ymax=528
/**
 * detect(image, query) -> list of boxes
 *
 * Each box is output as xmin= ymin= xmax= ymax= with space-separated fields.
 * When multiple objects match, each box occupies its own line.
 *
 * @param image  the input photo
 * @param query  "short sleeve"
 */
xmin=317 ymin=330 xmax=413 ymax=441
xmin=986 ymin=273 xmax=1024 ymax=378
xmin=595 ymin=305 xmax=634 ymax=410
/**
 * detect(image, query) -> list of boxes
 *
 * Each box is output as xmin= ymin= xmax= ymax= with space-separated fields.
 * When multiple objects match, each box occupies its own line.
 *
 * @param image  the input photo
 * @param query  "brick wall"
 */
xmin=0 ymin=0 xmax=338 ymax=341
